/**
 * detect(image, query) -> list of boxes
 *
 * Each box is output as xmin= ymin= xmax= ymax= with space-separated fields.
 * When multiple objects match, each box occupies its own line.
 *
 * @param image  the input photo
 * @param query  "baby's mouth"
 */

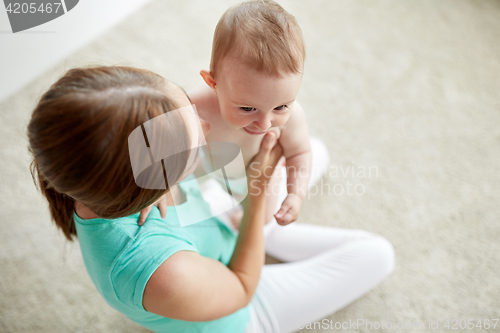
xmin=243 ymin=127 xmax=268 ymax=135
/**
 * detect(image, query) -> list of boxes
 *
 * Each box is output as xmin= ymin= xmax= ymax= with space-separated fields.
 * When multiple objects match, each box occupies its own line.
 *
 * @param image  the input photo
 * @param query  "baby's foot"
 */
xmin=229 ymin=206 xmax=243 ymax=230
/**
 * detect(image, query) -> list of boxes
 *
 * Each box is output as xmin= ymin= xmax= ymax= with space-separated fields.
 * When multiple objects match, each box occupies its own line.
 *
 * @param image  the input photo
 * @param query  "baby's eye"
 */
xmin=274 ymin=105 xmax=288 ymax=111
xmin=241 ymin=107 xmax=256 ymax=112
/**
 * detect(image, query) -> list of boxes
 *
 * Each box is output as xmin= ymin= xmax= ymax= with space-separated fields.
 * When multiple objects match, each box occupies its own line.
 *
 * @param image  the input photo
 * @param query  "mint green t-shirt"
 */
xmin=73 ymin=176 xmax=250 ymax=333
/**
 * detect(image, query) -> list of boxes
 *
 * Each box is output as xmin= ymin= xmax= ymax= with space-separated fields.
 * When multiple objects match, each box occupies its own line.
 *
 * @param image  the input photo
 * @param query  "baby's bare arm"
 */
xmin=279 ymin=101 xmax=312 ymax=200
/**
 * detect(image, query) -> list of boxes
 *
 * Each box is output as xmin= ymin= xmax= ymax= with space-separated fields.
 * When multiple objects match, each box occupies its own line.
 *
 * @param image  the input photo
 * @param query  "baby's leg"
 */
xmin=198 ymin=178 xmax=241 ymax=232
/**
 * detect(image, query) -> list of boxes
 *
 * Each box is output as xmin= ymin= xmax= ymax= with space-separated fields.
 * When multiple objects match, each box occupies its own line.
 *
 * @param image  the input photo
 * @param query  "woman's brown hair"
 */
xmin=27 ymin=66 xmax=191 ymax=241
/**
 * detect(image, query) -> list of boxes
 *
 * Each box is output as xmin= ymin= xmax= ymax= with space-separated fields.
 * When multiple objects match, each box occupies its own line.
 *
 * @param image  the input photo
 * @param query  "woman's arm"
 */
xmin=142 ymin=132 xmax=282 ymax=321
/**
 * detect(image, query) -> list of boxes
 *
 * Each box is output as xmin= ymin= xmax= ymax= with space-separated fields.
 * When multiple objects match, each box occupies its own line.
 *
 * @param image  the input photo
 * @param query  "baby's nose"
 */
xmin=254 ymin=116 xmax=272 ymax=131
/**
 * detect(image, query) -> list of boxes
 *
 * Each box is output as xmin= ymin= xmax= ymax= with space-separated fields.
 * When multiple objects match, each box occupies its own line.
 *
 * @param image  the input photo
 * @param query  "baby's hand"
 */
xmin=138 ymin=195 xmax=168 ymax=226
xmin=274 ymin=193 xmax=303 ymax=225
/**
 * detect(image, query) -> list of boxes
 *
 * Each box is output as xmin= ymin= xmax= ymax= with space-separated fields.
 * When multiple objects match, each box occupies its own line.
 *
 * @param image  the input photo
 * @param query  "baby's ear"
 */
xmin=200 ymin=70 xmax=217 ymax=91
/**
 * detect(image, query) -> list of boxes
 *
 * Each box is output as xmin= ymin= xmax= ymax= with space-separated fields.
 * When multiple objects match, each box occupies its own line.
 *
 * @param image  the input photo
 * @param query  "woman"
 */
xmin=28 ymin=66 xmax=395 ymax=333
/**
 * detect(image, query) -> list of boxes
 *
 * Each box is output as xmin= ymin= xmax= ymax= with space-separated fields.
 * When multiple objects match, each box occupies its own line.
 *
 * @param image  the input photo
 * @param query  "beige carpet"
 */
xmin=1 ymin=0 xmax=499 ymax=332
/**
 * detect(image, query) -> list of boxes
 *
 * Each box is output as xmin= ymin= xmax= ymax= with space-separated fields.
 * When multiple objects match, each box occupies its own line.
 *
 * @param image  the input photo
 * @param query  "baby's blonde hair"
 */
xmin=210 ymin=0 xmax=305 ymax=78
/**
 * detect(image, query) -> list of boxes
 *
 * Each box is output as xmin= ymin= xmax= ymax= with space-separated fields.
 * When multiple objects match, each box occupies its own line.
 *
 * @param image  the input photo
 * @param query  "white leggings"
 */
xmin=201 ymin=137 xmax=396 ymax=333
xmin=246 ymin=221 xmax=395 ymax=333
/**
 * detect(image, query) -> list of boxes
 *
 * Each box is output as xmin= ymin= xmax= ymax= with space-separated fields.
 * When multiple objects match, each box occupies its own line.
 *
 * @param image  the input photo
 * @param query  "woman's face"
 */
xmin=169 ymin=84 xmax=210 ymax=181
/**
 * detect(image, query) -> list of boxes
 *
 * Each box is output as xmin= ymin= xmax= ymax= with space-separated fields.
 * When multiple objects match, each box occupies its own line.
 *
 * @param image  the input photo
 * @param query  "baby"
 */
xmin=190 ymin=0 xmax=312 ymax=227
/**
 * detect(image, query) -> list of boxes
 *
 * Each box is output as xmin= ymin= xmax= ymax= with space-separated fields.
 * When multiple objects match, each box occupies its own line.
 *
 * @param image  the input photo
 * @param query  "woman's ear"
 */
xmin=200 ymin=70 xmax=217 ymax=91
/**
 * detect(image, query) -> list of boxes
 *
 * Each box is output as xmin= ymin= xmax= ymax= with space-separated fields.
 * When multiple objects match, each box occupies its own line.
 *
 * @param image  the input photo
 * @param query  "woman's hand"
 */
xmin=246 ymin=132 xmax=283 ymax=197
xmin=138 ymin=195 xmax=168 ymax=226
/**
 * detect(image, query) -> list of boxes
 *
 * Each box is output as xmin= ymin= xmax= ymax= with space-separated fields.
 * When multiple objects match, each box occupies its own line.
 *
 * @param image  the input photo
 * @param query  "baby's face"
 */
xmin=215 ymin=57 xmax=303 ymax=135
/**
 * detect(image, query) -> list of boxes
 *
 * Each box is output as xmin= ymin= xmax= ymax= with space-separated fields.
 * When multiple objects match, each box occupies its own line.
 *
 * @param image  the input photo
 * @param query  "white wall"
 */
xmin=0 ymin=0 xmax=153 ymax=102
